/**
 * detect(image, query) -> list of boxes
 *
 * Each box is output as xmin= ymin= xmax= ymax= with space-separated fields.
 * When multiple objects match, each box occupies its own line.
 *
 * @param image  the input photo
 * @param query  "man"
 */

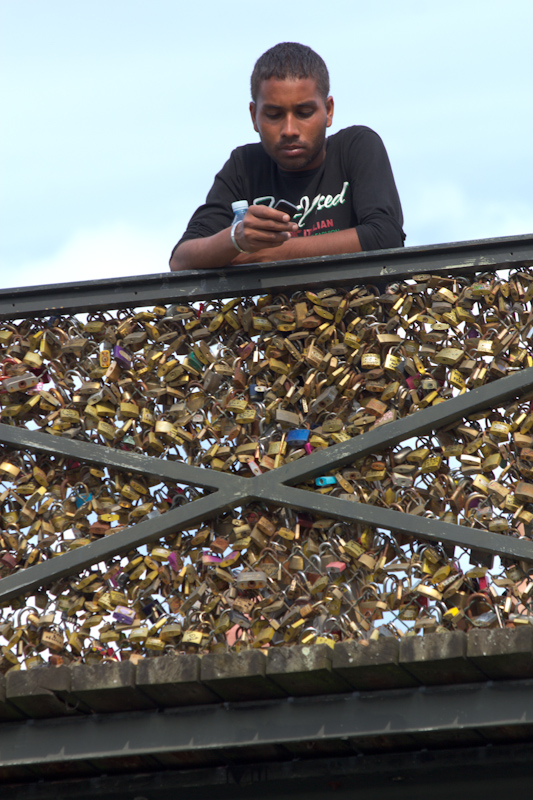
xmin=169 ymin=42 xmax=404 ymax=271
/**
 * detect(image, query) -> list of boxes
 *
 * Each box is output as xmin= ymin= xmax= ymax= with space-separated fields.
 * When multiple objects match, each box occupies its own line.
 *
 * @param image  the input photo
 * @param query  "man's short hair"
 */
xmin=251 ymin=42 xmax=330 ymax=103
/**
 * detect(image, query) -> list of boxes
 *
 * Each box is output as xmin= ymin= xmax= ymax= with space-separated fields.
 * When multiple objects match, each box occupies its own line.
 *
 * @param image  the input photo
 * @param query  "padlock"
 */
xmin=41 ymin=628 xmax=64 ymax=652
xmin=1 ymin=372 xmax=39 ymax=394
xmin=113 ymin=606 xmax=136 ymax=625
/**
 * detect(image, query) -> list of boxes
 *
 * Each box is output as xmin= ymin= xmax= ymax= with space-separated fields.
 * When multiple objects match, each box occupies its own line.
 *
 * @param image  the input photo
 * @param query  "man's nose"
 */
xmin=281 ymin=113 xmax=299 ymax=138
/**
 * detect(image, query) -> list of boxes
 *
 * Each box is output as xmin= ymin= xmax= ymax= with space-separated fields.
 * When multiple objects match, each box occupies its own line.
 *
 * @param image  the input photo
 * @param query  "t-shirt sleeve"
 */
xmin=171 ymin=149 xmax=247 ymax=256
xmin=345 ymin=128 xmax=405 ymax=251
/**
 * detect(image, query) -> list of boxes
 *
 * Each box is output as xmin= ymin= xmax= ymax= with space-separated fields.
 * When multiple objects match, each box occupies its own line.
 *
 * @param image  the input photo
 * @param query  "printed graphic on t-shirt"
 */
xmin=254 ymin=181 xmax=349 ymax=236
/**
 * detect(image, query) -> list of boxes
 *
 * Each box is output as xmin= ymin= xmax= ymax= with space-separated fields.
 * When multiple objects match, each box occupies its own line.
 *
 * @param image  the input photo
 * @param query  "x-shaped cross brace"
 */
xmin=2 ymin=368 xmax=533 ymax=603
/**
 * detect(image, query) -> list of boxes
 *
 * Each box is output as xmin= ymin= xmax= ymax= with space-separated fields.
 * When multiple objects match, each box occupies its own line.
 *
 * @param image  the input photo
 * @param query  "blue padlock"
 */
xmin=315 ymin=476 xmax=337 ymax=487
xmin=287 ymin=429 xmax=310 ymax=445
xmin=75 ymin=491 xmax=92 ymax=509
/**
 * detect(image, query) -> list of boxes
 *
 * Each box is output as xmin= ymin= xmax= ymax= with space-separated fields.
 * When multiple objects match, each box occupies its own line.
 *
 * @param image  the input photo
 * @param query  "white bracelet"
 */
xmin=230 ymin=221 xmax=249 ymax=254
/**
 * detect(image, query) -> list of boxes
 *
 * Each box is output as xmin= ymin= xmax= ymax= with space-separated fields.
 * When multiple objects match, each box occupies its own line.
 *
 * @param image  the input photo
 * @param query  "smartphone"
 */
xmin=274 ymin=199 xmax=299 ymax=219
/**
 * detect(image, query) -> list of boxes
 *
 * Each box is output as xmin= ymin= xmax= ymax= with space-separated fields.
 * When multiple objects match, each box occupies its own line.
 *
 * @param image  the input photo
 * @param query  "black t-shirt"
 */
xmin=174 ymin=125 xmax=405 ymax=253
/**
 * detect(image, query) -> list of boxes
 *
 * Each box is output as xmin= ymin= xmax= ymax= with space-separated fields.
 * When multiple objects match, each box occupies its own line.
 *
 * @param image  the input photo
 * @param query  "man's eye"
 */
xmin=298 ymin=109 xmax=314 ymax=118
xmin=265 ymin=112 xmax=282 ymax=119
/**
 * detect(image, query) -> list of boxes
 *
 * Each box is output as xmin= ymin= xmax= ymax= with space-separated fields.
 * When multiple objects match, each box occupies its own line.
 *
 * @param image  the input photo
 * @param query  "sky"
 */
xmin=1 ymin=0 xmax=532 ymax=290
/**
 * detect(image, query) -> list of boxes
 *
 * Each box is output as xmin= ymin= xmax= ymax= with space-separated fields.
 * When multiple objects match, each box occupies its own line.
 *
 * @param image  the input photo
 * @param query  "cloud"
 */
xmin=1 ymin=224 xmax=174 ymax=289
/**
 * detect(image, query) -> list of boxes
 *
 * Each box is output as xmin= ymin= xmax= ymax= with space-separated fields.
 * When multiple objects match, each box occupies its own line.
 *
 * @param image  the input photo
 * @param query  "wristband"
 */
xmin=230 ymin=221 xmax=249 ymax=254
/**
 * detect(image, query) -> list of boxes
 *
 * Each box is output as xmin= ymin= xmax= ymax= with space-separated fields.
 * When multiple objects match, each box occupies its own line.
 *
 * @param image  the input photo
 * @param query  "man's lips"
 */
xmin=279 ymin=144 xmax=305 ymax=155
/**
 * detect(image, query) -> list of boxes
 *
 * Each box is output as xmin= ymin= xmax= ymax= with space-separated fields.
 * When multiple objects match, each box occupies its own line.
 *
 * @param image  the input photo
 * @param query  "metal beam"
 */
xmin=1 ymin=234 xmax=532 ymax=320
xmin=1 ymin=679 xmax=533 ymax=766
xmin=4 ymin=743 xmax=533 ymax=800
xmin=258 ymin=485 xmax=533 ymax=561
xmin=261 ymin=366 xmax=533 ymax=487
xmin=0 ymin=422 xmax=245 ymax=493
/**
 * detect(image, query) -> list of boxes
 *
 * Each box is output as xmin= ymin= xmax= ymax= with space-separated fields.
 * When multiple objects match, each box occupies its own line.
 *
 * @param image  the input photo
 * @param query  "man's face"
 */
xmin=250 ymin=77 xmax=334 ymax=171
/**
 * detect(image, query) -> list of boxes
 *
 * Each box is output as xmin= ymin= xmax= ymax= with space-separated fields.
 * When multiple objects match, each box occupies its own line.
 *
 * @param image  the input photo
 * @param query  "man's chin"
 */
xmin=275 ymin=154 xmax=311 ymax=171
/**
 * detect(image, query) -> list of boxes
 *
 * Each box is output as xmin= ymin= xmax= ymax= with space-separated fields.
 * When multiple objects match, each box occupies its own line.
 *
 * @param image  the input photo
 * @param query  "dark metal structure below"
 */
xmin=2 ymin=679 xmax=533 ymax=766
xmin=2 ymin=680 xmax=533 ymax=799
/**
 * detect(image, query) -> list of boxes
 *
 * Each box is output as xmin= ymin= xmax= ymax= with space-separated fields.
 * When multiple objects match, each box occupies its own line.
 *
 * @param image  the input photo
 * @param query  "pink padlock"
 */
xmin=202 ymin=554 xmax=222 ymax=565
xmin=168 ymin=552 xmax=180 ymax=571
xmin=325 ymin=561 xmax=347 ymax=574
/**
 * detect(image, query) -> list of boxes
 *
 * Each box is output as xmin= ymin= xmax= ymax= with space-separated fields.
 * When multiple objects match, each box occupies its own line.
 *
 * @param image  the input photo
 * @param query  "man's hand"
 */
xmin=169 ymin=205 xmax=299 ymax=271
xmin=234 ymin=204 xmax=298 ymax=252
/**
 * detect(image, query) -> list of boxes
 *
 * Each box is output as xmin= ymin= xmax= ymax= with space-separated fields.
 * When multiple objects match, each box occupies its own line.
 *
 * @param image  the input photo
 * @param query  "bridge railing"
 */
xmin=1 ymin=233 xmax=533 ymax=669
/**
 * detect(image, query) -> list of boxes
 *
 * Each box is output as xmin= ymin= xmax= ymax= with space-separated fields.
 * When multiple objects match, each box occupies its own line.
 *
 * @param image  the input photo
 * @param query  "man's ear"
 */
xmin=250 ymin=101 xmax=259 ymax=133
xmin=326 ymin=96 xmax=334 ymax=128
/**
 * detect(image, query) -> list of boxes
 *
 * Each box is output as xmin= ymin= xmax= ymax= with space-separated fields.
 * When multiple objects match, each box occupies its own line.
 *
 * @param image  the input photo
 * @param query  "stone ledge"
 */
xmin=399 ymin=631 xmax=487 ymax=685
xmin=1 ymin=627 xmax=533 ymax=720
xmin=0 ymin=673 xmax=27 ymax=721
xmin=69 ymin=661 xmax=156 ymax=713
xmin=467 ymin=627 xmax=533 ymax=679
xmin=6 ymin=665 xmax=83 ymax=718
xmin=267 ymin=643 xmax=352 ymax=695
xmin=331 ymin=638 xmax=420 ymax=690
xmin=136 ymin=653 xmax=222 ymax=706
xmin=200 ymin=649 xmax=287 ymax=701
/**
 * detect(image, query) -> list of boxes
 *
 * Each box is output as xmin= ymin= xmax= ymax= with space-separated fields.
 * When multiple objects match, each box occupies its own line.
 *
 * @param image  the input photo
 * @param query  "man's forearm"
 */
xmin=169 ymin=227 xmax=241 ymax=271
xmin=170 ymin=226 xmax=362 ymax=271
xmin=230 ymin=228 xmax=362 ymax=265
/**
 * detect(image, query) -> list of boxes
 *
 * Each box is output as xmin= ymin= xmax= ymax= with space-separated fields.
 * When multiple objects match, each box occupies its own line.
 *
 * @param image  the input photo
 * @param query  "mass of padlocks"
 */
xmin=2 ymin=269 xmax=533 ymax=669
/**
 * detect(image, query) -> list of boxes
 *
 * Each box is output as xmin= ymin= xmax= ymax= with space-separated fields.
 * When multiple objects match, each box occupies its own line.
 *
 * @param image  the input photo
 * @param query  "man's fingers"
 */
xmin=233 ymin=220 xmax=288 ymax=253
xmin=245 ymin=210 xmax=299 ymax=236
xmin=247 ymin=204 xmax=297 ymax=229
xmin=235 ymin=206 xmax=299 ymax=252
xmin=249 ymin=204 xmax=289 ymax=220
xmin=244 ymin=229 xmax=292 ymax=249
